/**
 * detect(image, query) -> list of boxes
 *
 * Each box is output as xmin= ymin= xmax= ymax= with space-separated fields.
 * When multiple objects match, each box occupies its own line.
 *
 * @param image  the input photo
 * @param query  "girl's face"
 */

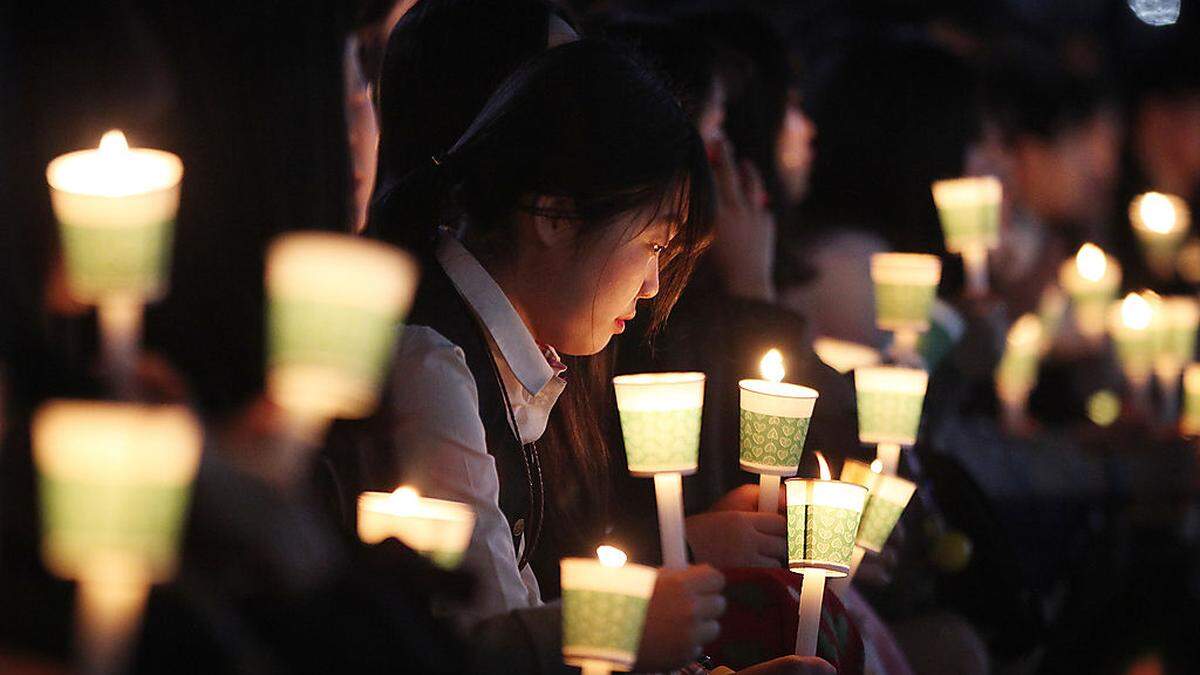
xmin=515 ymin=202 xmax=679 ymax=356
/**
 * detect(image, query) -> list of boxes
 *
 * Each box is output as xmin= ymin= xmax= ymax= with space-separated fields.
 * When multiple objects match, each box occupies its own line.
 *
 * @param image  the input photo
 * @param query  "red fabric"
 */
xmin=704 ymin=568 xmax=865 ymax=674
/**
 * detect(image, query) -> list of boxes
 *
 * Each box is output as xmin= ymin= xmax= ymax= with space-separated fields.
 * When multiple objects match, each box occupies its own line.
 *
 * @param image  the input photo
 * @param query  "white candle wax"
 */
xmin=357 ymin=488 xmax=476 ymax=569
xmin=267 ymin=232 xmax=419 ymax=421
xmin=653 ymin=472 xmax=687 ymax=569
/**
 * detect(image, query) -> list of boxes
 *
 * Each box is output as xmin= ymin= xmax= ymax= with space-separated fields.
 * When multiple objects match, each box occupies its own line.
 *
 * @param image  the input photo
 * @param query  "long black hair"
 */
xmin=368 ymin=38 xmax=714 ymax=544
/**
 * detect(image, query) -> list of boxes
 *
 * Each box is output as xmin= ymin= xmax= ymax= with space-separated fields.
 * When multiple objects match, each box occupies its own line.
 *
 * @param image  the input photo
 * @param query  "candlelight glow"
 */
xmin=870 ymin=459 xmax=883 ymax=474
xmin=596 ymin=545 xmax=627 ymax=568
xmin=760 ymin=349 xmax=785 ymax=383
xmin=1076 ymin=243 xmax=1108 ymax=283
xmin=1121 ymin=292 xmax=1153 ymax=330
xmin=1008 ymin=313 xmax=1043 ymax=349
xmin=1138 ymin=192 xmax=1178 ymax=234
xmin=815 ymin=451 xmax=831 ymax=481
xmin=389 ymin=486 xmax=420 ymax=514
xmin=99 ymin=130 xmax=130 ymax=155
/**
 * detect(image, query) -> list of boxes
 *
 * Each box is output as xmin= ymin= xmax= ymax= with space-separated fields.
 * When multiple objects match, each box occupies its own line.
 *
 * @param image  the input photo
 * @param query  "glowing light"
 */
xmin=389 ymin=486 xmax=420 ymax=514
xmin=98 ymin=130 xmax=130 ymax=155
xmin=597 ymin=545 xmax=627 ymax=568
xmin=1121 ymin=293 xmax=1154 ymax=331
xmin=1008 ymin=313 xmax=1043 ymax=349
xmin=870 ymin=459 xmax=883 ymax=474
xmin=1076 ymin=243 xmax=1108 ymax=283
xmin=815 ymin=451 xmax=831 ymax=481
xmin=760 ymin=349 xmax=785 ymax=383
xmin=1138 ymin=192 xmax=1178 ymax=234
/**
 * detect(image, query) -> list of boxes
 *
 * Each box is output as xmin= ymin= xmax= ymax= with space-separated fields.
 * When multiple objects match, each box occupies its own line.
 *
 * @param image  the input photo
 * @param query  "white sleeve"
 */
xmin=389 ymin=326 xmax=541 ymax=626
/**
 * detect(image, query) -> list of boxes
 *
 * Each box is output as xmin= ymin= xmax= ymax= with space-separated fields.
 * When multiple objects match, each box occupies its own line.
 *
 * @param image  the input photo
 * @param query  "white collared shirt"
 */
xmin=388 ymin=236 xmax=566 ymax=627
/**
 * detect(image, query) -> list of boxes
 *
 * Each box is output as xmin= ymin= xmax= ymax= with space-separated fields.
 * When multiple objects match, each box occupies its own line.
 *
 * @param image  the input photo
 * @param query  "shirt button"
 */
xmin=512 ymin=518 xmax=525 ymax=538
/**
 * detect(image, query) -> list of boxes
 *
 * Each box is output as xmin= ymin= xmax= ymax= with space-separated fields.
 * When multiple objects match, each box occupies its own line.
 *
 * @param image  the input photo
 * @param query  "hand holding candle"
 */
xmin=785 ymin=453 xmax=868 ymax=656
xmin=614 ymin=372 xmax=705 ymax=568
xmin=561 ymin=546 xmax=658 ymax=674
xmin=931 ymin=176 xmax=1002 ymax=296
xmin=1059 ymin=243 xmax=1121 ymax=341
xmin=357 ymin=486 xmax=476 ymax=569
xmin=46 ymin=131 xmax=184 ymax=398
xmin=739 ymin=349 xmax=819 ymax=512
xmin=33 ymin=401 xmax=202 ymax=675
xmin=1130 ymin=191 xmax=1190 ymax=279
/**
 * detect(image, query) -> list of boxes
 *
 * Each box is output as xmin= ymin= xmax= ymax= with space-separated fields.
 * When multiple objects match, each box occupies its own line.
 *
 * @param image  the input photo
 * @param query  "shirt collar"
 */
xmin=437 ymin=235 xmax=560 ymax=396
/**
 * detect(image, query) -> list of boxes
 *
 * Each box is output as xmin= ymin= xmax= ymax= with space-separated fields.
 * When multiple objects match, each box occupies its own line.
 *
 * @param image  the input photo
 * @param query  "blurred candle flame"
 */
xmin=99 ymin=130 xmax=129 ymax=156
xmin=1138 ymin=192 xmax=1178 ymax=234
xmin=870 ymin=458 xmax=883 ymax=474
xmin=389 ymin=486 xmax=420 ymax=513
xmin=597 ymin=545 xmax=627 ymax=568
xmin=1121 ymin=292 xmax=1153 ymax=330
xmin=1076 ymin=243 xmax=1107 ymax=283
xmin=760 ymin=349 xmax=784 ymax=383
xmin=815 ymin=451 xmax=831 ymax=481
xmin=1008 ymin=314 xmax=1043 ymax=349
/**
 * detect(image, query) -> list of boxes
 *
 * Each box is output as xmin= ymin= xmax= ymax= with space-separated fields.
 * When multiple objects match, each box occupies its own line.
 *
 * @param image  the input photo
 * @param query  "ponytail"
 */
xmin=365 ymin=156 xmax=458 ymax=258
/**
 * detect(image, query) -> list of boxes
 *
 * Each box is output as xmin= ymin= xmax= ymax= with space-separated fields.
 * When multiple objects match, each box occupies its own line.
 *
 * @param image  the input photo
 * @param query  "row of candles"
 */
xmin=37 ymin=131 xmax=936 ymax=673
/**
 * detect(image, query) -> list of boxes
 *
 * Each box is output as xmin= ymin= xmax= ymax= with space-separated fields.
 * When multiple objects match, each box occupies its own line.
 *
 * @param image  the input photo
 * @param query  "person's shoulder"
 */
xmin=390 ymin=325 xmax=483 ymax=423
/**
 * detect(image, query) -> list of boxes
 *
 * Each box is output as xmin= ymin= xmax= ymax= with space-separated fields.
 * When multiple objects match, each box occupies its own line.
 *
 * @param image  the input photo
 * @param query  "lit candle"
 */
xmin=1153 ymin=297 xmax=1199 ymax=423
xmin=561 ymin=546 xmax=658 ymax=675
xmin=785 ymin=453 xmax=868 ymax=656
xmin=613 ymin=372 xmax=705 ymax=569
xmin=1182 ymin=364 xmax=1200 ymax=436
xmin=870 ymin=253 xmax=942 ymax=363
xmin=1130 ymin=191 xmax=1190 ymax=279
xmin=1038 ymin=287 xmax=1068 ymax=354
xmin=829 ymin=458 xmax=882 ymax=597
xmin=739 ymin=349 xmax=820 ymax=512
xmin=46 ymin=131 xmax=184 ymax=397
xmin=357 ymin=486 xmax=476 ymax=569
xmin=996 ymin=314 xmax=1044 ymax=430
xmin=854 ymin=366 xmax=929 ymax=475
xmin=812 ymin=337 xmax=881 ymax=375
xmin=33 ymin=400 xmax=202 ymax=675
xmin=1059 ymin=243 xmax=1122 ymax=340
xmin=1109 ymin=292 xmax=1158 ymax=409
xmin=931 ymin=176 xmax=1002 ymax=296
xmin=267 ymin=232 xmax=419 ymax=426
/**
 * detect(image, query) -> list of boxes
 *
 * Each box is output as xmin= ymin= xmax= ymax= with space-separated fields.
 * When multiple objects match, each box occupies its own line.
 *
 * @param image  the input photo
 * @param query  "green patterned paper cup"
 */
xmin=870 ymin=253 xmax=942 ymax=332
xmin=931 ymin=176 xmax=1002 ymax=253
xmin=613 ymin=373 xmax=705 ymax=476
xmin=785 ymin=479 xmax=868 ymax=577
xmin=855 ymin=474 xmax=916 ymax=553
xmin=854 ymin=366 xmax=928 ymax=446
xmin=561 ymin=556 xmax=658 ymax=671
xmin=739 ymin=379 xmax=818 ymax=475
xmin=357 ymin=490 xmax=476 ymax=570
xmin=46 ymin=133 xmax=183 ymax=303
xmin=33 ymin=401 xmax=202 ymax=583
xmin=267 ymin=233 xmax=419 ymax=420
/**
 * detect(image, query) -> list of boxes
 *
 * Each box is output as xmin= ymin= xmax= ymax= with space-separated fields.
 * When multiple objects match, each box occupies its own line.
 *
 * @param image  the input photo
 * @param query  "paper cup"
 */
xmin=613 ymin=373 xmax=705 ymax=475
xmin=738 ymin=380 xmax=818 ymax=475
xmin=785 ymin=478 xmax=868 ymax=577
xmin=357 ymin=491 xmax=476 ymax=569
xmin=870 ymin=253 xmax=942 ymax=332
xmin=855 ymin=474 xmax=916 ymax=553
xmin=931 ymin=176 xmax=1002 ymax=253
xmin=855 ymin=366 xmax=929 ymax=446
xmin=561 ymin=557 xmax=658 ymax=671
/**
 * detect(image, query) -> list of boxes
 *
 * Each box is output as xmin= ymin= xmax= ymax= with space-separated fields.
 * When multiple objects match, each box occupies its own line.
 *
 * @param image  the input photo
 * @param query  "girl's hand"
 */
xmin=710 ymin=137 xmax=777 ymax=302
xmin=685 ymin=510 xmax=786 ymax=568
xmin=636 ymin=565 xmax=727 ymax=670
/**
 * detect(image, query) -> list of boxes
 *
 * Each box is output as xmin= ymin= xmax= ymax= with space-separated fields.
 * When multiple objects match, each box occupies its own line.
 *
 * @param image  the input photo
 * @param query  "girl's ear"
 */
xmin=530 ymin=195 xmax=580 ymax=249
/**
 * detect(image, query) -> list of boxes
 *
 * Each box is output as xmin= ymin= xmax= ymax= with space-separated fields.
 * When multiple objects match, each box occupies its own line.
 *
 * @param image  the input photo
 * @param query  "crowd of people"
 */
xmin=3 ymin=1 xmax=1200 ymax=673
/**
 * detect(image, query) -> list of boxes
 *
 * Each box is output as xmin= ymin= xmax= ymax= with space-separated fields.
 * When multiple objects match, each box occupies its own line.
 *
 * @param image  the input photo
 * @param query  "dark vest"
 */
xmin=318 ymin=262 xmax=539 ymax=564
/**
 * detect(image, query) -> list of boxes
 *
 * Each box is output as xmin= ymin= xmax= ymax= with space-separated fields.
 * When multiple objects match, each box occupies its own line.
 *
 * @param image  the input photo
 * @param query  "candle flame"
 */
xmin=815 ymin=451 xmax=831 ymax=481
xmin=389 ymin=486 xmax=420 ymax=513
xmin=1075 ymin=243 xmax=1107 ymax=282
xmin=870 ymin=458 xmax=883 ymax=474
xmin=760 ymin=349 xmax=785 ymax=383
xmin=98 ymin=130 xmax=129 ymax=156
xmin=1138 ymin=192 xmax=1178 ymax=234
xmin=1008 ymin=314 xmax=1042 ymax=349
xmin=1121 ymin=292 xmax=1153 ymax=330
xmin=596 ymin=545 xmax=627 ymax=568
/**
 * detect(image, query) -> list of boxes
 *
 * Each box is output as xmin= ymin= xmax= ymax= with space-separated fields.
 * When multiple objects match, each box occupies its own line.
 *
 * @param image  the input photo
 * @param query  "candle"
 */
xmin=785 ymin=453 xmax=868 ymax=656
xmin=739 ymin=349 xmax=820 ymax=512
xmin=828 ymin=459 xmax=882 ymax=597
xmin=855 ymin=473 xmax=917 ymax=554
xmin=1182 ymin=364 xmax=1200 ymax=435
xmin=931 ymin=176 xmax=1002 ymax=296
xmin=870 ymin=253 xmax=942 ymax=363
xmin=1109 ymin=292 xmax=1158 ymax=396
xmin=995 ymin=314 xmax=1043 ymax=428
xmin=1130 ymin=191 xmax=1190 ymax=279
xmin=33 ymin=400 xmax=202 ymax=675
xmin=1059 ymin=243 xmax=1121 ymax=340
xmin=812 ymin=337 xmax=881 ymax=375
xmin=267 ymin=232 xmax=419 ymax=422
xmin=854 ymin=366 xmax=929 ymax=475
xmin=561 ymin=546 xmax=658 ymax=674
xmin=46 ymin=131 xmax=185 ymax=397
xmin=357 ymin=486 xmax=476 ymax=569
xmin=613 ymin=372 xmax=705 ymax=568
